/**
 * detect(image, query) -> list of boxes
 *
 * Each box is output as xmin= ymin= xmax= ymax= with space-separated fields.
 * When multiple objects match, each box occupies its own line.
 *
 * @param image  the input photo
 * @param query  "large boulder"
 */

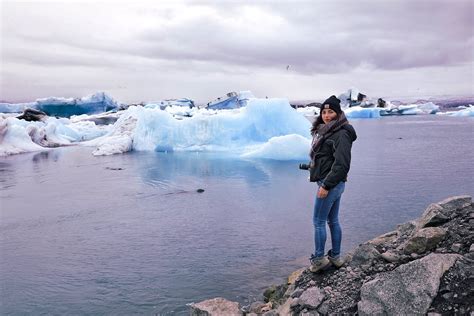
xmin=358 ymin=253 xmax=461 ymax=315
xmin=189 ymin=297 xmax=242 ymax=316
xmin=297 ymin=286 xmax=325 ymax=310
xmin=418 ymin=203 xmax=450 ymax=228
xmin=401 ymin=227 xmax=446 ymax=254
xmin=438 ymin=195 xmax=472 ymax=212
xmin=349 ymin=243 xmax=381 ymax=267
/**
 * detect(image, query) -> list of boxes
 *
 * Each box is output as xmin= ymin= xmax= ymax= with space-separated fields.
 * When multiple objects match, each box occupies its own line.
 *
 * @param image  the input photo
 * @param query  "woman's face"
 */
xmin=321 ymin=108 xmax=338 ymax=124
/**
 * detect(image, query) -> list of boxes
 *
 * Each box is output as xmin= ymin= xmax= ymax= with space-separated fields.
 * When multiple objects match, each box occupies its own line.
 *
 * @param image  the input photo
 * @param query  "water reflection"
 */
xmin=0 ymin=161 xmax=15 ymax=191
xmin=32 ymin=150 xmax=59 ymax=163
xmin=138 ymin=152 xmax=278 ymax=188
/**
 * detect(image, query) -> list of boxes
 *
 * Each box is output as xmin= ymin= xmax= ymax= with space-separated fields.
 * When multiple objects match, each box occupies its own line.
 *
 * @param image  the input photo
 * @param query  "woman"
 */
xmin=308 ymin=95 xmax=357 ymax=273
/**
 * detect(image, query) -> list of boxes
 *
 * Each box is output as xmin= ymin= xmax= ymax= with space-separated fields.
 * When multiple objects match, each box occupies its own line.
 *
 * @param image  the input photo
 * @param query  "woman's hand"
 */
xmin=317 ymin=187 xmax=329 ymax=198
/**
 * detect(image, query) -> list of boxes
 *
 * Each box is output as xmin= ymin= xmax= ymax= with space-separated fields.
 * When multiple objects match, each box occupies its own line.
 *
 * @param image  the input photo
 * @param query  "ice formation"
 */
xmin=241 ymin=134 xmax=311 ymax=160
xmin=1 ymin=89 xmax=471 ymax=159
xmin=344 ymin=106 xmax=382 ymax=119
xmin=0 ymin=92 xmax=120 ymax=117
xmin=0 ymin=115 xmax=110 ymax=156
xmin=132 ymin=98 xmax=311 ymax=158
xmin=447 ymin=105 xmax=474 ymax=117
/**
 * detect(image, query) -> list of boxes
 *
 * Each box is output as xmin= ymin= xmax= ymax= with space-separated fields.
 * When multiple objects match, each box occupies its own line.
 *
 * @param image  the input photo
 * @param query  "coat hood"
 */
xmin=343 ymin=124 xmax=357 ymax=142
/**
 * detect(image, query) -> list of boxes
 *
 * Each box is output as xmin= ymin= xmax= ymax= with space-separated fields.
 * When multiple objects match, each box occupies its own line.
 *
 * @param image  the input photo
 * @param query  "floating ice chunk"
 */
xmin=81 ymin=107 xmax=138 ymax=156
xmin=413 ymin=102 xmax=440 ymax=114
xmin=449 ymin=105 xmax=474 ymax=117
xmin=241 ymin=134 xmax=311 ymax=160
xmin=0 ymin=117 xmax=45 ymax=156
xmin=133 ymin=98 xmax=311 ymax=154
xmin=0 ymin=114 xmax=110 ymax=156
xmin=344 ymin=106 xmax=381 ymax=119
xmin=296 ymin=106 xmax=318 ymax=119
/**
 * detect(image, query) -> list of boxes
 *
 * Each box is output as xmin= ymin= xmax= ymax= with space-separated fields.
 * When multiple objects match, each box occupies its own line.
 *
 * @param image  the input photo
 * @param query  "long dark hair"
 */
xmin=311 ymin=112 xmax=340 ymax=136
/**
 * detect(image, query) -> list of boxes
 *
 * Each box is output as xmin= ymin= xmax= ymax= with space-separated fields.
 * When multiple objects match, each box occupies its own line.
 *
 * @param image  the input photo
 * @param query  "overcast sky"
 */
xmin=1 ymin=0 xmax=473 ymax=103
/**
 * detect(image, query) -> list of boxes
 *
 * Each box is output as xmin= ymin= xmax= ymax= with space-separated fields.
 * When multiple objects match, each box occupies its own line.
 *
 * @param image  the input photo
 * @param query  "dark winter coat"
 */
xmin=309 ymin=124 xmax=357 ymax=189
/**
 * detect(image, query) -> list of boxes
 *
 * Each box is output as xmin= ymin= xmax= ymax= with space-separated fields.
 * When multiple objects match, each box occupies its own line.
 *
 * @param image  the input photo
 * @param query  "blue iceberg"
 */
xmin=132 ymin=98 xmax=311 ymax=158
xmin=0 ymin=92 xmax=120 ymax=117
xmin=36 ymin=92 xmax=119 ymax=117
xmin=344 ymin=106 xmax=382 ymax=119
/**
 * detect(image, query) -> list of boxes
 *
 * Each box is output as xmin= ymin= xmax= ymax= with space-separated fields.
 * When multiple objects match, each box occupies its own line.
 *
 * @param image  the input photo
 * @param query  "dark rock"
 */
xmin=197 ymin=189 xmax=205 ymax=193
xmin=16 ymin=108 xmax=48 ymax=122
xmin=418 ymin=203 xmax=448 ymax=228
xmin=290 ymin=288 xmax=304 ymax=298
xmin=401 ymin=227 xmax=447 ymax=254
xmin=451 ymin=243 xmax=462 ymax=253
xmin=438 ymin=196 xmax=472 ymax=213
xmin=358 ymin=253 xmax=460 ymax=315
xmin=262 ymin=310 xmax=279 ymax=316
xmin=263 ymin=284 xmax=288 ymax=304
xmin=397 ymin=221 xmax=417 ymax=236
xmin=105 ymin=167 xmax=123 ymax=170
xmin=349 ymin=244 xmax=381 ymax=267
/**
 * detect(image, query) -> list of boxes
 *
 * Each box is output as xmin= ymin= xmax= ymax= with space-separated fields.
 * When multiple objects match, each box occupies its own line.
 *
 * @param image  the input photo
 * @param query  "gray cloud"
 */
xmin=1 ymin=0 xmax=473 ymax=102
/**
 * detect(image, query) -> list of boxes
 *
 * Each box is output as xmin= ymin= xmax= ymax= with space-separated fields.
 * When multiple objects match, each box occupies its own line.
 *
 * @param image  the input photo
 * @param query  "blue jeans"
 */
xmin=313 ymin=181 xmax=345 ymax=259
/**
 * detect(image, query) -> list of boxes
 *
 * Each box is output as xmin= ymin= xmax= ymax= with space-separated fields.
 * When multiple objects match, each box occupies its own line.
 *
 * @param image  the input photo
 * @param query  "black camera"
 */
xmin=299 ymin=163 xmax=310 ymax=170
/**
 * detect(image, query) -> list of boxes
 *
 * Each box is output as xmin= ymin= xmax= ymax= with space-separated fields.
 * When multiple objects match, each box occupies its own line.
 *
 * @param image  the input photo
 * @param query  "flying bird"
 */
xmin=286 ymin=65 xmax=290 ymax=71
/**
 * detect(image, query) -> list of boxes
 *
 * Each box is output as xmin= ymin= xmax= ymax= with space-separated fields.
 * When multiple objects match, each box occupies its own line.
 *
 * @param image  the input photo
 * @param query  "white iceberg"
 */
xmin=0 ymin=115 xmax=110 ymax=156
xmin=448 ymin=105 xmax=474 ymax=117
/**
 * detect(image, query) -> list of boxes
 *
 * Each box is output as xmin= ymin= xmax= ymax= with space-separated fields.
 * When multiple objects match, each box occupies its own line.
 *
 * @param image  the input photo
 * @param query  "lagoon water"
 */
xmin=1 ymin=115 xmax=473 ymax=315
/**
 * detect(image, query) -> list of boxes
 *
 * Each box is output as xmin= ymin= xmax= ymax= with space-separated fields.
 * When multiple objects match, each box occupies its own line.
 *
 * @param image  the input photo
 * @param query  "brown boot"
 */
xmin=309 ymin=256 xmax=330 ymax=273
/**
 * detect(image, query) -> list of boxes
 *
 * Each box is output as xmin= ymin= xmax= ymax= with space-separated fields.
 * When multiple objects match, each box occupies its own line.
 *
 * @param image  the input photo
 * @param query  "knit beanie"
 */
xmin=320 ymin=95 xmax=342 ymax=114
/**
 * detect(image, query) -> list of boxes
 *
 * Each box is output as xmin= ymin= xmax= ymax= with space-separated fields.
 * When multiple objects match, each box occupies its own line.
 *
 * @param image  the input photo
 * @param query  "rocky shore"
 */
xmin=190 ymin=195 xmax=474 ymax=315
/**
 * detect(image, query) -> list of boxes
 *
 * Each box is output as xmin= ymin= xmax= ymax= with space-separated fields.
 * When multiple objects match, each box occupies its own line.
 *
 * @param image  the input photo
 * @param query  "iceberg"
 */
xmin=205 ymin=91 xmax=255 ymax=110
xmin=36 ymin=92 xmax=119 ymax=117
xmin=144 ymin=98 xmax=195 ymax=110
xmin=344 ymin=106 xmax=382 ymax=119
xmin=0 ymin=92 xmax=120 ymax=117
xmin=79 ymin=98 xmax=311 ymax=159
xmin=81 ymin=109 xmax=137 ymax=156
xmin=448 ymin=105 xmax=474 ymax=117
xmin=0 ymin=115 xmax=110 ymax=156
xmin=241 ymin=134 xmax=311 ymax=160
xmin=2 ymin=97 xmax=312 ymax=159
xmin=0 ymin=102 xmax=37 ymax=113
xmin=133 ymin=98 xmax=310 ymax=157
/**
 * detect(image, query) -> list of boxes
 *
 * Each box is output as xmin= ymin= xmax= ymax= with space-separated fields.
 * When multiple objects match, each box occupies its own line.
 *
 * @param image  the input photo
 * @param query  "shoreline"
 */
xmin=191 ymin=195 xmax=474 ymax=315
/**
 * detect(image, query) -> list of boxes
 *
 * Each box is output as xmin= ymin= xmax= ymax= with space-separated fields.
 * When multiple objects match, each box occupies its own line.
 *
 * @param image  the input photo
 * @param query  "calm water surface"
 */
xmin=1 ymin=115 xmax=473 ymax=315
